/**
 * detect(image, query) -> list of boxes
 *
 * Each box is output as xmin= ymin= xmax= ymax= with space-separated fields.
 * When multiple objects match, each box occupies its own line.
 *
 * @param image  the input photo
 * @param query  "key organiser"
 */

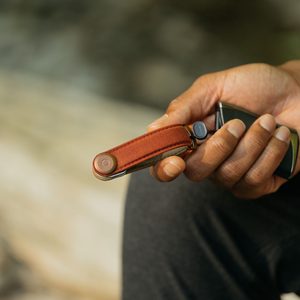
xmin=93 ymin=102 xmax=299 ymax=181
xmin=93 ymin=124 xmax=196 ymax=181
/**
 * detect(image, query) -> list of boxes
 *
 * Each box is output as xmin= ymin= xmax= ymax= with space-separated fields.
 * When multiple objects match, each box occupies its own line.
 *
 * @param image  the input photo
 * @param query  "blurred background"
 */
xmin=0 ymin=0 xmax=300 ymax=299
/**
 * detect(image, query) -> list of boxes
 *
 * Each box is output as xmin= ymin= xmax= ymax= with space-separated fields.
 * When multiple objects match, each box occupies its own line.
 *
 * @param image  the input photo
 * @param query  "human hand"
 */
xmin=147 ymin=62 xmax=300 ymax=199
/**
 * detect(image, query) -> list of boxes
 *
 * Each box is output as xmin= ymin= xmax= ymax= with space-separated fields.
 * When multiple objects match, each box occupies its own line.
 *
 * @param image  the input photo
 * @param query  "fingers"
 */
xmin=150 ymin=115 xmax=291 ymax=196
xmin=146 ymin=62 xmax=299 ymax=196
xmin=150 ymin=119 xmax=246 ymax=182
xmin=184 ymin=119 xmax=246 ymax=181
xmin=147 ymin=73 xmax=225 ymax=132
xmin=206 ymin=114 xmax=291 ymax=199
xmin=209 ymin=114 xmax=277 ymax=189
xmin=231 ymin=126 xmax=291 ymax=199
xmin=150 ymin=156 xmax=186 ymax=182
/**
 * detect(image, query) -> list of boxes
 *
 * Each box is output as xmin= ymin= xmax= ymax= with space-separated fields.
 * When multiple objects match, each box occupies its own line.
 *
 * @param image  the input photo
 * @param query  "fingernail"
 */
xmin=163 ymin=161 xmax=182 ymax=177
xmin=274 ymin=126 xmax=290 ymax=142
xmin=147 ymin=114 xmax=168 ymax=130
xmin=227 ymin=119 xmax=246 ymax=139
xmin=260 ymin=114 xmax=276 ymax=132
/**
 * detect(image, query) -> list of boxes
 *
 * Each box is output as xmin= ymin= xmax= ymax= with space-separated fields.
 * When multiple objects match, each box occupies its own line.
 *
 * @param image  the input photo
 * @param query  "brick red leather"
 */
xmin=93 ymin=124 xmax=193 ymax=179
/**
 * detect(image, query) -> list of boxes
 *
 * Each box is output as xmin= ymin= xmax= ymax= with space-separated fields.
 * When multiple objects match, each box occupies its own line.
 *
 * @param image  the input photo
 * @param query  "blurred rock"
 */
xmin=0 ymin=237 xmax=54 ymax=299
xmin=268 ymin=0 xmax=300 ymax=28
xmin=0 ymin=0 xmax=299 ymax=109
xmin=131 ymin=58 xmax=194 ymax=107
xmin=0 ymin=68 xmax=163 ymax=299
xmin=155 ymin=14 xmax=207 ymax=59
xmin=0 ymin=238 xmax=20 ymax=296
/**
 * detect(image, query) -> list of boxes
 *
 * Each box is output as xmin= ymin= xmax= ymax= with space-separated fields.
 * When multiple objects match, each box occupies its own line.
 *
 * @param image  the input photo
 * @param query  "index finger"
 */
xmin=184 ymin=119 xmax=246 ymax=181
xmin=147 ymin=72 xmax=225 ymax=132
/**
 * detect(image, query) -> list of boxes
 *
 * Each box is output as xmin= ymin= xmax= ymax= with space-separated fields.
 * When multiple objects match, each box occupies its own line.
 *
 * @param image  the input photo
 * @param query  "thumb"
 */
xmin=150 ymin=156 xmax=186 ymax=182
xmin=147 ymin=72 xmax=224 ymax=132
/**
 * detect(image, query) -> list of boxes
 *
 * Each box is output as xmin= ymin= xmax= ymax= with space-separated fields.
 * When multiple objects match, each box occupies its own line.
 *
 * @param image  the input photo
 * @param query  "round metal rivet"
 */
xmin=94 ymin=153 xmax=117 ymax=174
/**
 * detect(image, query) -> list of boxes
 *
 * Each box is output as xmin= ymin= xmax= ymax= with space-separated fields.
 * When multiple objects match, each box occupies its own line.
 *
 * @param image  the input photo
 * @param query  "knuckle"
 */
xmin=167 ymin=98 xmax=180 ymax=111
xmin=192 ymin=74 xmax=214 ymax=95
xmin=244 ymin=170 xmax=264 ymax=187
xmin=167 ymin=98 xmax=192 ymax=120
xmin=185 ymin=166 xmax=204 ymax=182
xmin=265 ymin=145 xmax=285 ymax=162
xmin=218 ymin=163 xmax=241 ymax=183
xmin=247 ymin=134 xmax=267 ymax=150
xmin=209 ymin=136 xmax=232 ymax=156
xmin=185 ymin=156 xmax=206 ymax=182
xmin=261 ymin=177 xmax=279 ymax=194
xmin=193 ymin=74 xmax=207 ymax=86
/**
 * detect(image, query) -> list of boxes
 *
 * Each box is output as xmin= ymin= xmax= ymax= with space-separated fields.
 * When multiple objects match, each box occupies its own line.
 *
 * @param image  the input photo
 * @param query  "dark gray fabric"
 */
xmin=122 ymin=169 xmax=300 ymax=300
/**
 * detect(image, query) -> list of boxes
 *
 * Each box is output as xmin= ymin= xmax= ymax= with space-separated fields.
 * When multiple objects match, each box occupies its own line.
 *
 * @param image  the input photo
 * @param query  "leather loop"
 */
xmin=93 ymin=124 xmax=193 ymax=180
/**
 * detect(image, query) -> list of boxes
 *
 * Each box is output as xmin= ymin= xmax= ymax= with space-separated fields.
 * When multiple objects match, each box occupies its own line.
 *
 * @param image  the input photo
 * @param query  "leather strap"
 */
xmin=93 ymin=124 xmax=194 ymax=181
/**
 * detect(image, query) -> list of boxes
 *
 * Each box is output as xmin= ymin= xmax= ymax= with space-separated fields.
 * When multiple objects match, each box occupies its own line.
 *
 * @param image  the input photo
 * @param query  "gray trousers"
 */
xmin=122 ymin=169 xmax=300 ymax=300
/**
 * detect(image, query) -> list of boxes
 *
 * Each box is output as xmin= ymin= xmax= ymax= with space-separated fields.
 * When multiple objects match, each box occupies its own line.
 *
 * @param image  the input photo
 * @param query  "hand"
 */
xmin=147 ymin=61 xmax=300 ymax=199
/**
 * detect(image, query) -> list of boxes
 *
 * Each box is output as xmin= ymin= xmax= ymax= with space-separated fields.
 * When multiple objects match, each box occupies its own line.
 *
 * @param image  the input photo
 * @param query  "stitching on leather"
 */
xmin=109 ymin=124 xmax=182 ymax=153
xmin=114 ymin=141 xmax=190 ymax=172
xmin=98 ymin=125 xmax=191 ymax=177
xmin=99 ymin=144 xmax=190 ymax=177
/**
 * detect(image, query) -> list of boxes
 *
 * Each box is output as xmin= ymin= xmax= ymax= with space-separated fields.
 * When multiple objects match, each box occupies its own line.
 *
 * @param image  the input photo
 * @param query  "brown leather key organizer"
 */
xmin=93 ymin=124 xmax=197 ymax=181
xmin=93 ymin=101 xmax=299 ymax=181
